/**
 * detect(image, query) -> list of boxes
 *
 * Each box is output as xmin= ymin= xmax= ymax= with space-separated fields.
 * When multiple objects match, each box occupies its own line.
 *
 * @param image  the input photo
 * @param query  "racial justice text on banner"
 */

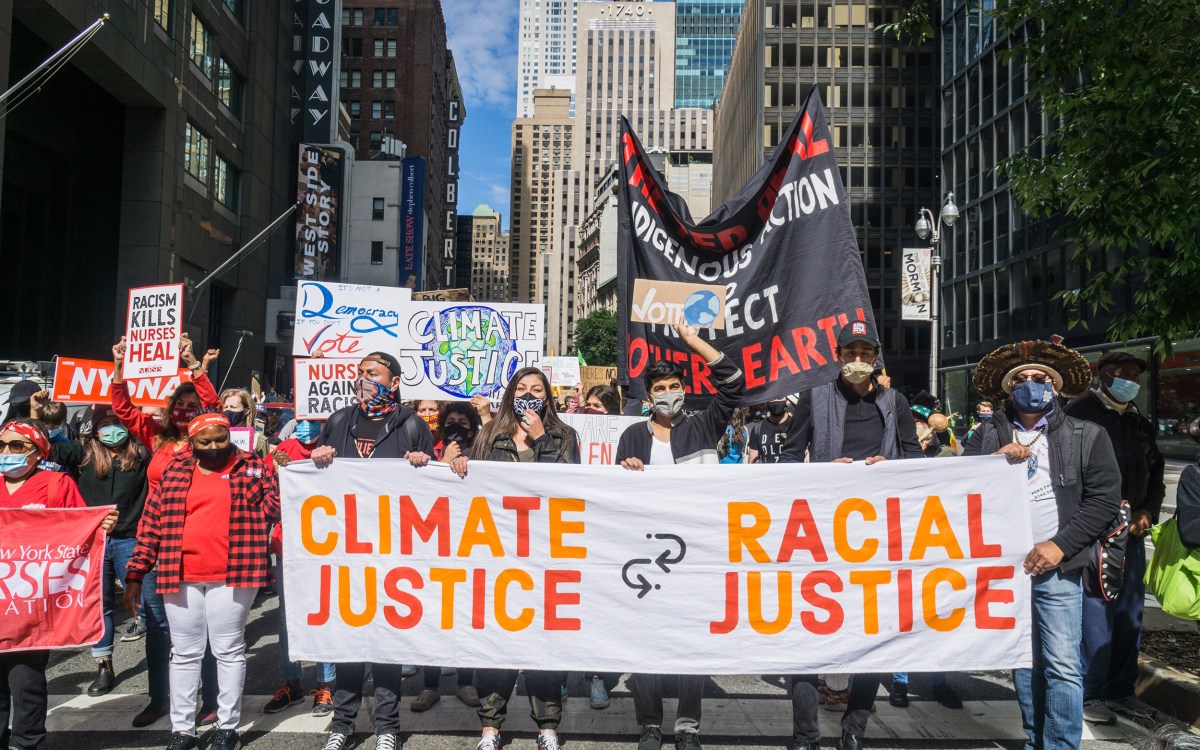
xmin=281 ymin=456 xmax=1033 ymax=673
xmin=0 ymin=507 xmax=110 ymax=653
xmin=901 ymin=248 xmax=933 ymax=322
xmin=124 ymin=284 xmax=183 ymax=380
xmin=294 ymin=358 xmax=360 ymax=419
xmin=293 ymin=281 xmax=413 ymax=356
xmin=617 ymin=87 xmax=874 ymax=404
xmin=53 ymin=358 xmax=191 ymax=407
xmin=561 ymin=413 xmax=644 ymax=465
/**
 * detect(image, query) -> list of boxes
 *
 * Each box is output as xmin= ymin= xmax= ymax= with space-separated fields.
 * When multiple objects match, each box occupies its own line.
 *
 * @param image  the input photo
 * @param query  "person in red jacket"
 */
xmin=124 ymin=411 xmax=280 ymax=750
xmin=0 ymin=419 xmax=117 ymax=750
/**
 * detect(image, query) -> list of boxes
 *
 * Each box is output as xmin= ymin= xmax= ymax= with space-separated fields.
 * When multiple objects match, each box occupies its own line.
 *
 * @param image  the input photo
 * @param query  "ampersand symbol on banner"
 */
xmin=622 ymin=533 xmax=689 ymax=599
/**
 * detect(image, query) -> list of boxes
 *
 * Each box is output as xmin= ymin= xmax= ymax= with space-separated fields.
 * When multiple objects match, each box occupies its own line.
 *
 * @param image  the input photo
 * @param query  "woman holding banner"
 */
xmin=450 ymin=367 xmax=580 ymax=750
xmin=124 ymin=411 xmax=280 ymax=750
xmin=0 ymin=418 xmax=117 ymax=750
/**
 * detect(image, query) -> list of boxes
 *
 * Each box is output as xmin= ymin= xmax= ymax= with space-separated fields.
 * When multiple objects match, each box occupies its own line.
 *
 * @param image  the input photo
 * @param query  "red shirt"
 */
xmin=179 ymin=455 xmax=238 ymax=582
xmin=0 ymin=470 xmax=87 ymax=509
xmin=275 ymin=438 xmax=314 ymax=462
xmin=147 ymin=443 xmax=189 ymax=496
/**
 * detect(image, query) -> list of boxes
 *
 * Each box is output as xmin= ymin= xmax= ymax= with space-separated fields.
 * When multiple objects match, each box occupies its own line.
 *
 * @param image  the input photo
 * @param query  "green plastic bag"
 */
xmin=1145 ymin=519 xmax=1200 ymax=620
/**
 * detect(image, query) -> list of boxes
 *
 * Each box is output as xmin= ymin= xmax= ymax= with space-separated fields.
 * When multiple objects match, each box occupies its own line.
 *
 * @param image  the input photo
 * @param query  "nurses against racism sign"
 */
xmin=617 ymin=88 xmax=873 ymax=403
xmin=281 ymin=457 xmax=1033 ymax=673
xmin=294 ymin=358 xmax=359 ymax=419
xmin=124 ymin=284 xmax=183 ymax=380
xmin=1 ymin=507 xmax=109 ymax=653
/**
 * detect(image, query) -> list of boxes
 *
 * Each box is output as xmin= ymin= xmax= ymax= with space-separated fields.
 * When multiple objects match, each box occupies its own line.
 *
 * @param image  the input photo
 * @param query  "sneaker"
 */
xmin=376 ymin=733 xmax=400 ymax=750
xmin=196 ymin=704 xmax=219 ymax=727
xmin=120 ymin=619 xmax=148 ymax=641
xmin=133 ymin=700 xmax=168 ymax=728
xmin=401 ymin=664 xmax=418 ymax=677
xmin=1083 ymin=699 xmax=1118 ymax=725
xmin=888 ymin=680 xmax=909 ymax=708
xmin=210 ymin=729 xmax=241 ymax=750
xmin=674 ymin=731 xmax=701 ymax=750
xmin=932 ymin=681 xmax=963 ymax=709
xmin=321 ymin=732 xmax=349 ymax=750
xmin=411 ymin=688 xmax=441 ymax=712
xmin=264 ymin=684 xmax=306 ymax=713
xmin=589 ymin=675 xmax=611 ymax=709
xmin=638 ymin=726 xmax=663 ymax=750
xmin=536 ymin=734 xmax=561 ymax=750
xmin=1105 ymin=695 xmax=1158 ymax=721
xmin=166 ymin=733 xmax=198 ymax=750
xmin=311 ymin=686 xmax=334 ymax=717
xmin=477 ymin=733 xmax=502 ymax=750
xmin=457 ymin=685 xmax=481 ymax=707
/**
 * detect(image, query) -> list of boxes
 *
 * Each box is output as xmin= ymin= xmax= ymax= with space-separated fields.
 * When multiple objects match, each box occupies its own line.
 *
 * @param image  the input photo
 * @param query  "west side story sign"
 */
xmin=293 ymin=0 xmax=339 ymax=142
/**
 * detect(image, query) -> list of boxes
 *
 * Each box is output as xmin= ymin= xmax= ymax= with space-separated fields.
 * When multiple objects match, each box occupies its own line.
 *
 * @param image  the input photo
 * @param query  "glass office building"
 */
xmin=675 ymin=0 xmax=743 ymax=108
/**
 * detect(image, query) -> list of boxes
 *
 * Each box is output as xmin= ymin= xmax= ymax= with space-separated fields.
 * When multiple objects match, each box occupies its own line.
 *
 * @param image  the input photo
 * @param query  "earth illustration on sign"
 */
xmin=683 ymin=289 xmax=722 ymax=327
xmin=419 ymin=305 xmax=516 ymax=398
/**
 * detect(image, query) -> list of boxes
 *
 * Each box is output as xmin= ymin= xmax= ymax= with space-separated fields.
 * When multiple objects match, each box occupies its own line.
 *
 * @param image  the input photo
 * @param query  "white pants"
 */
xmin=163 ymin=583 xmax=256 ymax=734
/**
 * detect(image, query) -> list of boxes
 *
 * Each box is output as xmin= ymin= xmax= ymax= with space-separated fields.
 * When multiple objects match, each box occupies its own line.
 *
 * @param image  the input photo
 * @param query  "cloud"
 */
xmin=444 ymin=0 xmax=519 ymax=112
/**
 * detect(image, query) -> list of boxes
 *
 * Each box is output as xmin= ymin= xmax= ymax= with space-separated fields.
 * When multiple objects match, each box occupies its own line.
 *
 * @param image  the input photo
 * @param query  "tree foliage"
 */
xmin=572 ymin=308 xmax=617 ymax=367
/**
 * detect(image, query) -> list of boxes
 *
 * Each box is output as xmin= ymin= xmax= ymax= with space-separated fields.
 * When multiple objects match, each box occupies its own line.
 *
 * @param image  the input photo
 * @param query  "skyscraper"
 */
xmin=516 ymin=0 xmax=579 ymax=117
xmin=463 ymin=205 xmax=509 ymax=302
xmin=675 ymin=0 xmax=743 ymax=108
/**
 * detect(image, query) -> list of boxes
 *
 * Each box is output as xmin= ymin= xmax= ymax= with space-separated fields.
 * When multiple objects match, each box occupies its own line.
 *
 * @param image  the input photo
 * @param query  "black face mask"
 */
xmin=194 ymin=444 xmax=235 ymax=467
xmin=224 ymin=410 xmax=247 ymax=426
xmin=767 ymin=402 xmax=789 ymax=417
xmin=442 ymin=421 xmax=472 ymax=444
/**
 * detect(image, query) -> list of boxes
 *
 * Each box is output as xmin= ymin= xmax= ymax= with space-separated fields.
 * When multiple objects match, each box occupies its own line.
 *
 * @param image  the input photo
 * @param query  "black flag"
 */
xmin=617 ymin=86 xmax=876 ymax=404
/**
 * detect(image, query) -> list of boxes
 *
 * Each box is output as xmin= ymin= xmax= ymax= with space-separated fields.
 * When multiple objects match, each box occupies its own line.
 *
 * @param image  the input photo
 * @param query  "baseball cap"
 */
xmin=361 ymin=351 xmax=403 ymax=380
xmin=1096 ymin=351 xmax=1147 ymax=373
xmin=836 ymin=319 xmax=879 ymax=349
xmin=3 ymin=379 xmax=40 ymax=405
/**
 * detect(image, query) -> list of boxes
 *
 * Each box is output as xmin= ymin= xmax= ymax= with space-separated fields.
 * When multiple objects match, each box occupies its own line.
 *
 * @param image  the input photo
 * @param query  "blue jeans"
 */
xmin=275 ymin=559 xmax=335 ymax=684
xmin=891 ymin=672 xmax=948 ymax=687
xmin=93 ymin=537 xmax=138 ymax=657
xmin=139 ymin=568 xmax=173 ymax=704
xmin=1014 ymin=568 xmax=1084 ymax=750
xmin=1081 ymin=535 xmax=1146 ymax=701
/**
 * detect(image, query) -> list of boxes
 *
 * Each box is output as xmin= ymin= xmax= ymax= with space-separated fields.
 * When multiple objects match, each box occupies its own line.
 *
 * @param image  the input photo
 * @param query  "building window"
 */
xmin=371 ymin=101 xmax=382 ymax=119
xmin=370 ymin=131 xmax=382 ymax=148
xmin=214 ymin=155 xmax=239 ymax=210
xmin=184 ymin=122 xmax=210 ymax=184
xmin=371 ymin=241 xmax=384 ymax=264
xmin=341 ymin=8 xmax=364 ymax=26
xmin=372 ymin=197 xmax=385 ymax=220
xmin=342 ymin=37 xmax=363 ymax=56
xmin=190 ymin=13 xmax=213 ymax=76
xmin=223 ymin=0 xmax=243 ymax=21
xmin=373 ymin=8 xmax=399 ymax=25
xmin=153 ymin=0 xmax=171 ymax=30
xmin=348 ymin=101 xmax=361 ymax=118
xmin=373 ymin=39 xmax=397 ymax=58
xmin=383 ymin=101 xmax=395 ymax=119
xmin=217 ymin=58 xmax=243 ymax=114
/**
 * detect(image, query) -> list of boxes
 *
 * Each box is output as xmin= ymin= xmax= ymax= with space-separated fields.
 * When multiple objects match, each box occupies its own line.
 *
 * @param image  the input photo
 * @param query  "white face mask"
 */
xmin=841 ymin=361 xmax=874 ymax=384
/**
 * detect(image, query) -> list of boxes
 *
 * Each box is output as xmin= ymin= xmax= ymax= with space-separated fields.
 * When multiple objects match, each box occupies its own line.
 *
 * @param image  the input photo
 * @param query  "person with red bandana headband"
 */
xmin=124 ymin=411 xmax=279 ymax=750
xmin=0 ymin=418 xmax=117 ymax=750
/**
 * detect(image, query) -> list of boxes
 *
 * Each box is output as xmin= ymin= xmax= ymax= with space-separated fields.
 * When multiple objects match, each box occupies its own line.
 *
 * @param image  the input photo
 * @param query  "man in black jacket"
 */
xmin=310 ymin=351 xmax=433 ymax=750
xmin=964 ymin=341 xmax=1121 ymax=750
xmin=1065 ymin=351 xmax=1165 ymax=724
xmin=615 ymin=324 xmax=744 ymax=750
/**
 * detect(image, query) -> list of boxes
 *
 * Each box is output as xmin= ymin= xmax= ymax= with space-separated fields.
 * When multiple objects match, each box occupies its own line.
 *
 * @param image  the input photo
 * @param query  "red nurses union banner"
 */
xmin=617 ymin=87 xmax=874 ymax=404
xmin=280 ymin=457 xmax=1033 ymax=673
xmin=0 ymin=507 xmax=108 ymax=652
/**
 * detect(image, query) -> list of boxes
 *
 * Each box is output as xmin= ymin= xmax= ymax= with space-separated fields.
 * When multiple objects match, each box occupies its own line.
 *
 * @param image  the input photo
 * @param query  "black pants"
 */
xmin=631 ymin=674 xmax=704 ymax=734
xmin=332 ymin=662 xmax=404 ymax=735
xmin=0 ymin=650 xmax=49 ymax=750
xmin=423 ymin=666 xmax=475 ymax=689
xmin=790 ymin=674 xmax=882 ymax=741
xmin=475 ymin=669 xmax=565 ymax=730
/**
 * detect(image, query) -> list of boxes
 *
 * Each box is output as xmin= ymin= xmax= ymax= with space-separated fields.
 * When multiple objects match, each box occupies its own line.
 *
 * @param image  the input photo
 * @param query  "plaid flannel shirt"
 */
xmin=127 ymin=449 xmax=280 ymax=593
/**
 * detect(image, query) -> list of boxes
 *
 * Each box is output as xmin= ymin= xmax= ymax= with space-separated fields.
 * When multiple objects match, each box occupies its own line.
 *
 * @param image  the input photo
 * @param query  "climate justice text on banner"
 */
xmin=0 ymin=507 xmax=109 ymax=653
xmin=561 ymin=413 xmax=644 ymax=465
xmin=393 ymin=303 xmax=544 ymax=402
xmin=617 ymin=87 xmax=874 ymax=404
xmin=53 ymin=358 xmax=191 ymax=408
xmin=280 ymin=456 xmax=1033 ymax=673
xmin=294 ymin=358 xmax=360 ymax=419
xmin=293 ymin=281 xmax=413 ymax=357
xmin=124 ymin=284 xmax=183 ymax=380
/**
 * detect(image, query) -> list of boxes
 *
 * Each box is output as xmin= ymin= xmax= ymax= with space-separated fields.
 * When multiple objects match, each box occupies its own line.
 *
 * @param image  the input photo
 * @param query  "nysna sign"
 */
xmin=52 ymin=358 xmax=191 ymax=408
xmin=280 ymin=457 xmax=1033 ymax=673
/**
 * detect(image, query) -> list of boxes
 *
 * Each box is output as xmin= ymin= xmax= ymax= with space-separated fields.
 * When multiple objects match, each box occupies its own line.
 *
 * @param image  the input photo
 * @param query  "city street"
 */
xmin=39 ymin=592 xmax=1149 ymax=750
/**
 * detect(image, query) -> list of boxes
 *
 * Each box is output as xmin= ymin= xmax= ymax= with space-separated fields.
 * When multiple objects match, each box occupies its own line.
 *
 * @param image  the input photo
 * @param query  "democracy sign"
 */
xmin=617 ymin=87 xmax=874 ymax=404
xmin=561 ymin=413 xmax=644 ymax=465
xmin=281 ymin=456 xmax=1033 ymax=673
xmin=293 ymin=281 xmax=413 ymax=357
xmin=392 ymin=303 xmax=544 ymax=402
xmin=0 ymin=507 xmax=109 ymax=653
xmin=294 ymin=358 xmax=359 ymax=419
xmin=52 ymin=357 xmax=191 ymax=408
xmin=124 ymin=284 xmax=183 ymax=380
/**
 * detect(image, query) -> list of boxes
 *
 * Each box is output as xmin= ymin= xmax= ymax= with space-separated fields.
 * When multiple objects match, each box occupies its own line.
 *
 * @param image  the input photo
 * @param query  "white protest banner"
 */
xmin=293 ymin=358 xmax=359 ymax=419
xmin=542 ymin=356 xmax=582 ymax=389
xmin=393 ymin=303 xmax=544 ymax=402
xmin=124 ymin=284 xmax=183 ymax=379
xmin=561 ymin=413 xmax=644 ymax=465
xmin=901 ymin=248 xmax=932 ymax=321
xmin=293 ymin=281 xmax=413 ymax=357
xmin=281 ymin=456 xmax=1033 ymax=673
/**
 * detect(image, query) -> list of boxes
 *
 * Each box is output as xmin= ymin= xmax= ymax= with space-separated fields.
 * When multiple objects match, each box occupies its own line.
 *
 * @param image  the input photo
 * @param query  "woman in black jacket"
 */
xmin=449 ymin=367 xmax=578 ymax=750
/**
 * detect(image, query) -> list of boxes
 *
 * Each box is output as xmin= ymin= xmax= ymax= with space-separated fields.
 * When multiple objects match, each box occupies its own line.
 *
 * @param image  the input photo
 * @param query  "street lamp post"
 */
xmin=915 ymin=192 xmax=959 ymax=398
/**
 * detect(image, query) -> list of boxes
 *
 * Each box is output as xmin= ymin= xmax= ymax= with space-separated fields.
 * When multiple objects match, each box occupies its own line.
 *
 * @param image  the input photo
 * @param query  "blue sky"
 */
xmin=445 ymin=0 xmax=520 ymax=230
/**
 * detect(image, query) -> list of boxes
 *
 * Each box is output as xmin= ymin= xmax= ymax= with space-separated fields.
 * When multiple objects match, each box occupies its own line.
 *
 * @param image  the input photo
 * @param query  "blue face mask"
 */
xmin=1012 ymin=379 xmax=1056 ymax=414
xmin=0 ymin=452 xmax=35 ymax=478
xmin=1107 ymin=376 xmax=1140 ymax=403
xmin=48 ymin=426 xmax=68 ymax=443
xmin=97 ymin=425 xmax=130 ymax=447
xmin=978 ymin=412 xmax=993 ymax=422
xmin=295 ymin=420 xmax=320 ymax=443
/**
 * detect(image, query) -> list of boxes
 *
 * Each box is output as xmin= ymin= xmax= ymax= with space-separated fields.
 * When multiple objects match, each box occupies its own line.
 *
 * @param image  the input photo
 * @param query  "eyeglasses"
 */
xmin=1010 ymin=373 xmax=1051 ymax=385
xmin=0 ymin=440 xmax=35 ymax=454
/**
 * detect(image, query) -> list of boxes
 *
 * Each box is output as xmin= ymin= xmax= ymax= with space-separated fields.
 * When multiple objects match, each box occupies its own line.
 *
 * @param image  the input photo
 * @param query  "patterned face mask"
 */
xmin=356 ymin=377 xmax=398 ymax=418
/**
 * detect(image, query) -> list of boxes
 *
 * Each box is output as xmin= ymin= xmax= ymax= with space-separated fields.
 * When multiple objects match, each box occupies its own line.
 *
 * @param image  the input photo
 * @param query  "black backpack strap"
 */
xmin=403 ymin=413 xmax=421 ymax=453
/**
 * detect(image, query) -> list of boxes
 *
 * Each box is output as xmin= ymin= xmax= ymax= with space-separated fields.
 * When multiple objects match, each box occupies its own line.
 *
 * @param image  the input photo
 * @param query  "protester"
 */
xmin=777 ymin=319 xmax=924 ymax=750
xmin=449 ymin=366 xmax=580 ymax=750
xmin=584 ymin=385 xmax=621 ymax=415
xmin=310 ymin=351 xmax=434 ymax=750
xmin=965 ymin=401 xmax=994 ymax=441
xmin=718 ymin=407 xmax=750 ymax=464
xmin=435 ymin=401 xmax=480 ymax=463
xmin=415 ymin=399 xmax=443 ymax=458
xmin=964 ymin=340 xmax=1121 ymax=750
xmin=616 ymin=323 xmax=744 ymax=750
xmin=1064 ymin=351 xmax=1165 ymax=725
xmin=220 ymin=388 xmax=271 ymax=457
xmin=1 ymin=379 xmax=39 ymax=424
xmin=747 ymin=397 xmax=791 ymax=463
xmin=0 ymin=419 xmax=117 ymax=750
xmin=124 ymin=411 xmax=279 ymax=750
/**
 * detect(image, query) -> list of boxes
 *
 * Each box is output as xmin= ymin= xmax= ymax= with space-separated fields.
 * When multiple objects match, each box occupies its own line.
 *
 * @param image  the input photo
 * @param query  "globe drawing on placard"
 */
xmin=420 ymin=305 xmax=516 ymax=398
xmin=683 ymin=289 xmax=722 ymax=328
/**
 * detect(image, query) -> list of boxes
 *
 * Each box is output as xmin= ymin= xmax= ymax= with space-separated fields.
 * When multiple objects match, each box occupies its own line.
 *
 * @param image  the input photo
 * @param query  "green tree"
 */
xmin=572 ymin=309 xmax=617 ymax=366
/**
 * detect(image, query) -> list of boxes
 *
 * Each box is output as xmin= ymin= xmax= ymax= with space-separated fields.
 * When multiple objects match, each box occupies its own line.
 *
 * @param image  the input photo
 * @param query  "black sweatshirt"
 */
xmin=50 ymin=440 xmax=150 ymax=539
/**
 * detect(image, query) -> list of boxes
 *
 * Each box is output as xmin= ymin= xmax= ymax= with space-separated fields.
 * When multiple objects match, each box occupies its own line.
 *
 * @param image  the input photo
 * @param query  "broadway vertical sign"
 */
xmin=292 ymin=0 xmax=339 ymax=142
xmin=617 ymin=87 xmax=875 ymax=403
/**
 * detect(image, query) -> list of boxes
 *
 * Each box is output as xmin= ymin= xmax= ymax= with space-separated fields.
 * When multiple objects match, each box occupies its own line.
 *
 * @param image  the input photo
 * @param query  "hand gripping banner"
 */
xmin=280 ymin=457 xmax=1033 ymax=674
xmin=617 ymin=86 xmax=875 ymax=404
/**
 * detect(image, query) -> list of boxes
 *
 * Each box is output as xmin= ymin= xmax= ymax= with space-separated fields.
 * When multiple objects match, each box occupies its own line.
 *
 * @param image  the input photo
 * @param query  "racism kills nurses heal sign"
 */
xmin=124 ymin=284 xmax=183 ymax=380
xmin=617 ymin=87 xmax=875 ymax=404
xmin=281 ymin=457 xmax=1033 ymax=673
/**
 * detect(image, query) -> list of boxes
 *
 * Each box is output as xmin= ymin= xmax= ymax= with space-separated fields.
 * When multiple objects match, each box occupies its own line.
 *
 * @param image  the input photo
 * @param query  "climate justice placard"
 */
xmin=280 ymin=456 xmax=1033 ymax=673
xmin=124 ymin=284 xmax=183 ymax=379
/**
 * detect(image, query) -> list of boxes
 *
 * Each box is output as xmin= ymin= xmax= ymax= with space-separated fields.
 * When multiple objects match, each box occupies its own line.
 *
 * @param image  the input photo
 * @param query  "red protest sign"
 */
xmin=0 ymin=507 xmax=109 ymax=653
xmin=52 ymin=358 xmax=191 ymax=408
